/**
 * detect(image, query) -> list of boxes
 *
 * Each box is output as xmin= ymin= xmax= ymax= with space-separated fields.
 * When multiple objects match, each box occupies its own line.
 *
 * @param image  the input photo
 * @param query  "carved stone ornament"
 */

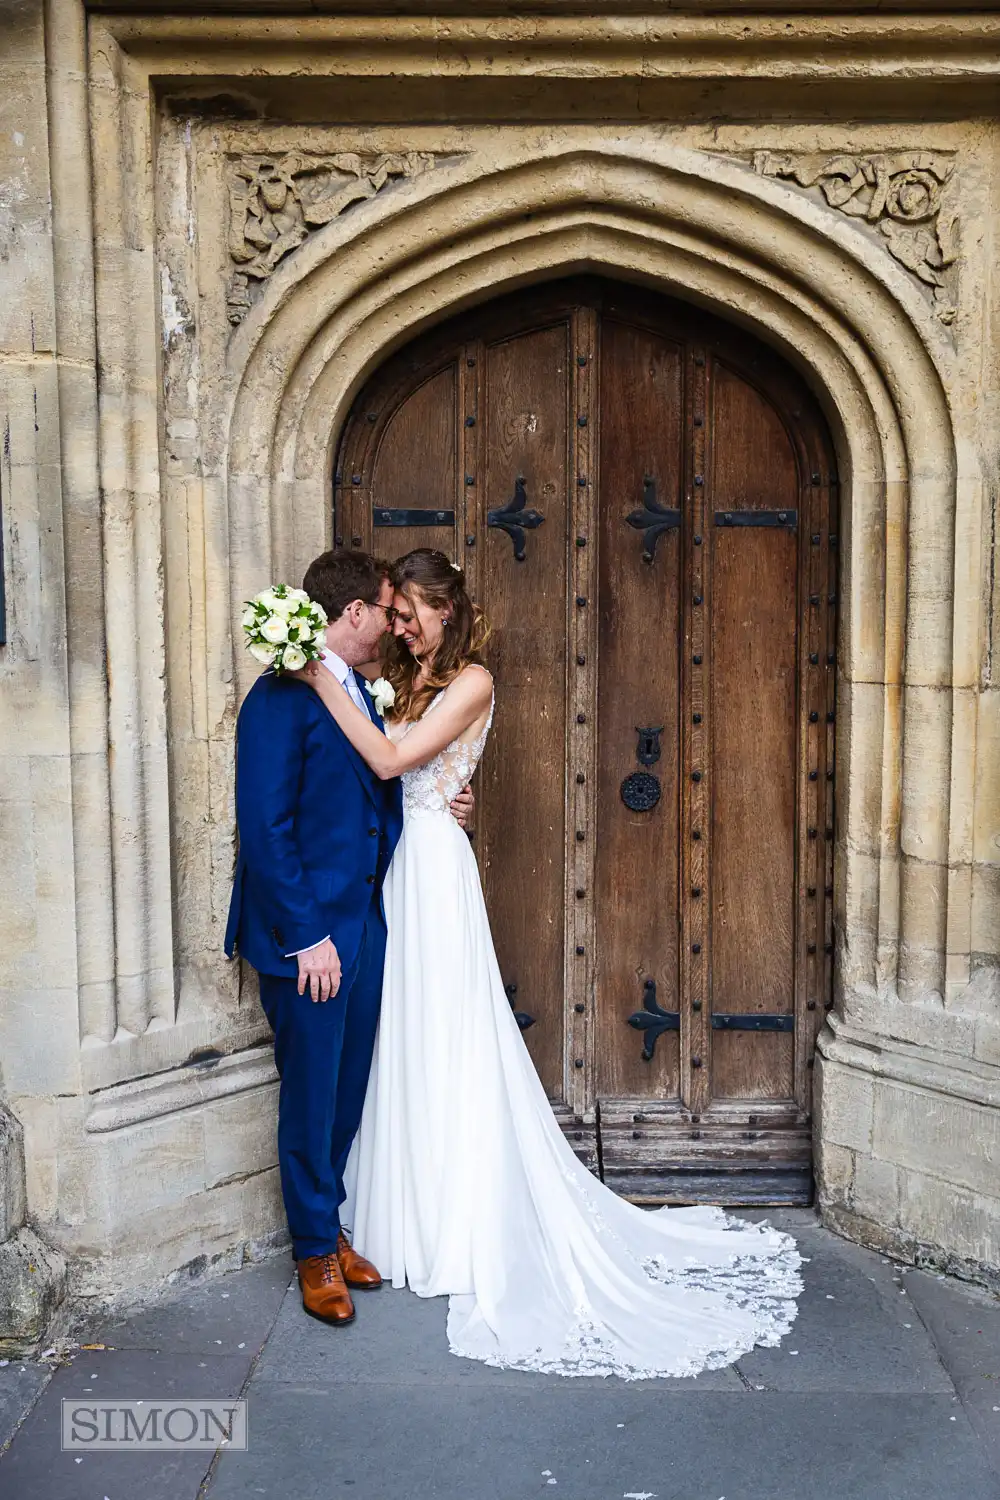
xmin=751 ymin=151 xmax=959 ymax=324
xmin=226 ymin=151 xmax=437 ymax=324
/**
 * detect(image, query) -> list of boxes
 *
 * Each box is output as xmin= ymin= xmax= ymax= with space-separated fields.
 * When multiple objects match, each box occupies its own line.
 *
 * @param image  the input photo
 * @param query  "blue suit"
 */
xmin=225 ymin=669 xmax=403 ymax=1259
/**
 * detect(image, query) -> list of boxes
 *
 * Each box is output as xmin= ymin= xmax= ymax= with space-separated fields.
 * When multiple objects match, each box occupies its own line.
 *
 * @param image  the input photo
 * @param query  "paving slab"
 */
xmin=90 ymin=1254 xmax=293 ymax=1356
xmin=734 ymin=1217 xmax=953 ymax=1393
xmin=207 ymin=1386 xmax=992 ymax=1500
xmin=0 ymin=1361 xmax=50 ymax=1453
xmin=0 ymin=1348 xmax=250 ymax=1500
xmin=904 ymin=1267 xmax=1000 ymax=1477
xmin=256 ymin=1281 xmax=745 ymax=1392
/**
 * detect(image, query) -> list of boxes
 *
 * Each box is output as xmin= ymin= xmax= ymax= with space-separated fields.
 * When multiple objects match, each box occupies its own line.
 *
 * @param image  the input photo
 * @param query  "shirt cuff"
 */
xmin=286 ymin=935 xmax=331 ymax=958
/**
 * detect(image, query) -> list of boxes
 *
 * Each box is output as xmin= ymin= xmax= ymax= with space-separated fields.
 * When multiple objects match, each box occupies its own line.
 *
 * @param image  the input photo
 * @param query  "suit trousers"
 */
xmin=258 ymin=892 xmax=387 ymax=1260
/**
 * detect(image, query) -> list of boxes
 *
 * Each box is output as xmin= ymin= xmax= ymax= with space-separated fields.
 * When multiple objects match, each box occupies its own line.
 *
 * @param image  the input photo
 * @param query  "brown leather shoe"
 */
xmin=337 ymin=1230 xmax=383 ymax=1290
xmin=298 ymin=1252 xmax=356 ymax=1325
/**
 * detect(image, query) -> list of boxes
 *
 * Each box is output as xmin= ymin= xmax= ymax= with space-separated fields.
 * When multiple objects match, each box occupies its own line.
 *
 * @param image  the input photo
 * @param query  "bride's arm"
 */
xmin=292 ymin=663 xmax=493 ymax=780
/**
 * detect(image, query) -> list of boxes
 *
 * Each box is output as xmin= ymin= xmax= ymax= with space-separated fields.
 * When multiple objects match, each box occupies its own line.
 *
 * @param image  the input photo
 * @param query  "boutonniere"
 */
xmin=366 ymin=677 xmax=396 ymax=718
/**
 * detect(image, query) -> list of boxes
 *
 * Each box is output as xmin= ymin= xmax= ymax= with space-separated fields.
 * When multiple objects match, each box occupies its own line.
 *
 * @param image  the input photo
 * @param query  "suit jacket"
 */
xmin=224 ymin=669 xmax=404 ymax=980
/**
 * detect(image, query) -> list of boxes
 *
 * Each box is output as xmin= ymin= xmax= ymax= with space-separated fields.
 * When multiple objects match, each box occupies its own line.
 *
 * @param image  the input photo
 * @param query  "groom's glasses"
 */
xmin=372 ymin=604 xmax=399 ymax=624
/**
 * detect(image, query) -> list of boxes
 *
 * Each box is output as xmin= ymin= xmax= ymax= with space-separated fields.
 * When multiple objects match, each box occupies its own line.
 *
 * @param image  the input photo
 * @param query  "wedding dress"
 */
xmin=343 ymin=673 xmax=803 ymax=1379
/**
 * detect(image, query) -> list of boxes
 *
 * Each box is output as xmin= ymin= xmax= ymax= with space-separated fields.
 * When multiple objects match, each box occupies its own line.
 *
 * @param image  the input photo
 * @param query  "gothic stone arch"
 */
xmin=178 ymin=141 xmax=987 ymax=1272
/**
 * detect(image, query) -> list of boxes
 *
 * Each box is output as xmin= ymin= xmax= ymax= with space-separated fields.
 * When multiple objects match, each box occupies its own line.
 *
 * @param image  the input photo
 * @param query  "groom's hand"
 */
xmin=297 ymin=938 xmax=342 ymax=1003
xmin=451 ymin=785 xmax=475 ymax=829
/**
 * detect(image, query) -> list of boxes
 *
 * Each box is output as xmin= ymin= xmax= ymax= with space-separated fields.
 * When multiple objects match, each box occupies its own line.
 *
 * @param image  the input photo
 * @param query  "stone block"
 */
xmin=836 ymin=849 xmax=881 ymax=994
xmin=973 ymin=688 xmax=1000 ymax=864
xmin=73 ymin=1167 xmax=286 ymax=1299
xmin=974 ymin=1014 xmax=1000 ymax=1068
xmin=813 ymin=1139 xmax=855 ymax=1209
xmin=0 ymin=1228 xmax=67 ymax=1355
xmin=947 ymin=687 xmax=978 ymax=862
xmin=851 ymin=1155 xmax=901 ymax=1227
xmin=14 ymin=1095 xmax=60 ymax=1223
xmin=838 ymin=477 xmax=889 ymax=686
xmin=899 ymin=1169 xmax=1000 ymax=1277
xmin=815 ymin=1058 xmax=874 ymax=1154
xmin=972 ymin=863 xmax=1000 ymax=959
xmin=834 ymin=679 xmax=885 ymax=858
xmin=848 ymin=991 xmax=975 ymax=1059
xmin=0 ymin=1106 xmax=26 ymax=1240
xmin=873 ymin=1079 xmax=1000 ymax=1202
xmin=900 ymin=687 xmax=952 ymax=858
xmin=101 ymin=1112 xmax=209 ymax=1224
xmin=203 ymin=1084 xmax=279 ymax=1191
xmin=0 ymin=985 xmax=83 ymax=1097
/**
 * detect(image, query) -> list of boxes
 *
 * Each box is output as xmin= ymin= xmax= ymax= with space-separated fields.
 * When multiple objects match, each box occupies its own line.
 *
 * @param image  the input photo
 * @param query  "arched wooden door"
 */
xmin=335 ymin=279 xmax=838 ymax=1204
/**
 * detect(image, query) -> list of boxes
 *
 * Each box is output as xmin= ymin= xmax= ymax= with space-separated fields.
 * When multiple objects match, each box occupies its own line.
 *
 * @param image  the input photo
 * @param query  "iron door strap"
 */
xmin=626 ymin=476 xmax=681 ymax=563
xmin=488 ymin=476 xmax=545 ymax=561
xmin=374 ymin=507 xmax=456 ymax=527
xmin=711 ymin=1013 xmax=795 ymax=1031
xmin=714 ymin=509 xmax=798 ymax=529
xmin=627 ymin=979 xmax=680 ymax=1061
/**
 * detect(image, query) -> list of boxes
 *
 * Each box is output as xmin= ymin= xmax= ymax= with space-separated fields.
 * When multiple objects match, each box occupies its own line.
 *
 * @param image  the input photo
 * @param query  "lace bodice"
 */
xmin=387 ymin=679 xmax=494 ymax=816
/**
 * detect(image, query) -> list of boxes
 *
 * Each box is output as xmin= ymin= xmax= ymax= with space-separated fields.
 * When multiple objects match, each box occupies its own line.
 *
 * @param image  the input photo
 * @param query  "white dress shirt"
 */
xmin=322 ymin=648 xmax=371 ymax=716
xmin=286 ymin=650 xmax=371 ymax=958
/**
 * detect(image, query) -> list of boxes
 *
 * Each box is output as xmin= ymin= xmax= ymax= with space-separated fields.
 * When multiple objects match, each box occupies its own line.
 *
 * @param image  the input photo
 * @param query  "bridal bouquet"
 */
xmin=241 ymin=585 xmax=328 ymax=673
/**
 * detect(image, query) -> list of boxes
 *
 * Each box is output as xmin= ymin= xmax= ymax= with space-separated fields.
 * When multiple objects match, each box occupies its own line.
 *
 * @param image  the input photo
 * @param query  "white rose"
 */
xmin=241 ymin=605 xmax=259 ymax=629
xmin=311 ymin=626 xmax=326 ymax=651
xmin=287 ymin=588 xmax=310 ymax=605
xmin=248 ymin=641 xmax=277 ymax=665
xmin=282 ymin=645 xmax=307 ymax=672
xmin=269 ymin=593 xmax=297 ymax=618
xmin=260 ymin=614 xmax=289 ymax=644
xmin=255 ymin=588 xmax=280 ymax=612
xmin=311 ymin=602 xmax=328 ymax=626
xmin=291 ymin=618 xmax=312 ymax=643
xmin=366 ymin=676 xmax=396 ymax=717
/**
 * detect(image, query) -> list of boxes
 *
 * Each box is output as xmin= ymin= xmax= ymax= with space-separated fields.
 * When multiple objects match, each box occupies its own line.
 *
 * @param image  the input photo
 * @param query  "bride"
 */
xmin=292 ymin=546 xmax=802 ymax=1379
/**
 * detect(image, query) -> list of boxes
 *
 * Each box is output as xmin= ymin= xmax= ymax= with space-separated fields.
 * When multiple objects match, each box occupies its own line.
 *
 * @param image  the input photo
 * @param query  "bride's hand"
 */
xmin=286 ymin=662 xmax=336 ymax=688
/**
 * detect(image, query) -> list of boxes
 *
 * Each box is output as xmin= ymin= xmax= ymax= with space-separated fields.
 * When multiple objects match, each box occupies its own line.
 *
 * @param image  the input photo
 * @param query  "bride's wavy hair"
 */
xmin=382 ymin=548 xmax=491 ymax=722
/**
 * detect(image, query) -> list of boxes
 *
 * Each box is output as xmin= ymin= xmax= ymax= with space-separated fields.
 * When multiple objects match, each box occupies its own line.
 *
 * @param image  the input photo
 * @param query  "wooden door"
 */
xmin=335 ymin=279 xmax=838 ymax=1203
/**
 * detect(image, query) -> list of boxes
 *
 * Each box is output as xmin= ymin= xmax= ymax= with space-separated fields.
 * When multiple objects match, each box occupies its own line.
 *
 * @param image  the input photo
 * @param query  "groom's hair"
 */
xmin=302 ymin=549 xmax=390 ymax=621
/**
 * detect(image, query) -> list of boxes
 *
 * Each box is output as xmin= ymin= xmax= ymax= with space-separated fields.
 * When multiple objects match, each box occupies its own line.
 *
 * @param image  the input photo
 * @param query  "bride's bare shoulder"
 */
xmin=454 ymin=662 xmax=494 ymax=699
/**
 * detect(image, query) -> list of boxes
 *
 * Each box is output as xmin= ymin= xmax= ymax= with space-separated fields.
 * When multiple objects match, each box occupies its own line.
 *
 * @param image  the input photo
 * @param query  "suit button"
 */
xmin=368 ymin=827 xmax=378 ymax=836
xmin=366 ymin=874 xmax=376 ymax=885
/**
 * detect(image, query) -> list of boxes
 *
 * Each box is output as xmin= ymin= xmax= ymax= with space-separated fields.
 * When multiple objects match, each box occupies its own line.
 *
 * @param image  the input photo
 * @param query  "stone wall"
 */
xmin=1 ymin=2 xmax=998 ymax=1324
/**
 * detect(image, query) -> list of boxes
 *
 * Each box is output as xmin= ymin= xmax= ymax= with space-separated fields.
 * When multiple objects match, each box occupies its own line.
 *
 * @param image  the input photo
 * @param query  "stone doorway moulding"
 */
xmin=220 ymin=142 xmax=960 ymax=1055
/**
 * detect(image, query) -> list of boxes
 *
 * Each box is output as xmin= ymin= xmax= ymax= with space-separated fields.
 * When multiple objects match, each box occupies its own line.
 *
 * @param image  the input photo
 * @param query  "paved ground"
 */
xmin=1 ymin=1210 xmax=999 ymax=1500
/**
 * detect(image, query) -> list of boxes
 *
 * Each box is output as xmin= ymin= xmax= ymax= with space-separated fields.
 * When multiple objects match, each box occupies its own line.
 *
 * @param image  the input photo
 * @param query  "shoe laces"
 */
xmin=319 ymin=1252 xmax=343 ymax=1286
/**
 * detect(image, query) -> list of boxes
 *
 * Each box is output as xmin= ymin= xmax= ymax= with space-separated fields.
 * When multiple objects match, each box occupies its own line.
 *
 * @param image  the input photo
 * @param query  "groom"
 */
xmin=225 ymin=549 xmax=471 ymax=1326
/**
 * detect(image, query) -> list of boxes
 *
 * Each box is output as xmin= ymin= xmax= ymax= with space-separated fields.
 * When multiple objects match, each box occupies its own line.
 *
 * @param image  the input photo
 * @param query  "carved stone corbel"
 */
xmin=751 ymin=150 xmax=959 ymax=325
xmin=225 ymin=150 xmax=441 ymax=324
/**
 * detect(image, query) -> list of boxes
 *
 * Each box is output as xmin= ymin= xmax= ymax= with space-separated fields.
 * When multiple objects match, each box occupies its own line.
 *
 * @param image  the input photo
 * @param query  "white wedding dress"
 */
xmin=343 ymin=674 xmax=803 ymax=1379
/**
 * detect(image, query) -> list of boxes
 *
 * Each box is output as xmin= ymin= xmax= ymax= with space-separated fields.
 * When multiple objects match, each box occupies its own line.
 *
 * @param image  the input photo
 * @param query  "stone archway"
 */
xmin=153 ymin=135 xmax=984 ymax=1258
xmin=216 ymin=144 xmax=959 ymax=1032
